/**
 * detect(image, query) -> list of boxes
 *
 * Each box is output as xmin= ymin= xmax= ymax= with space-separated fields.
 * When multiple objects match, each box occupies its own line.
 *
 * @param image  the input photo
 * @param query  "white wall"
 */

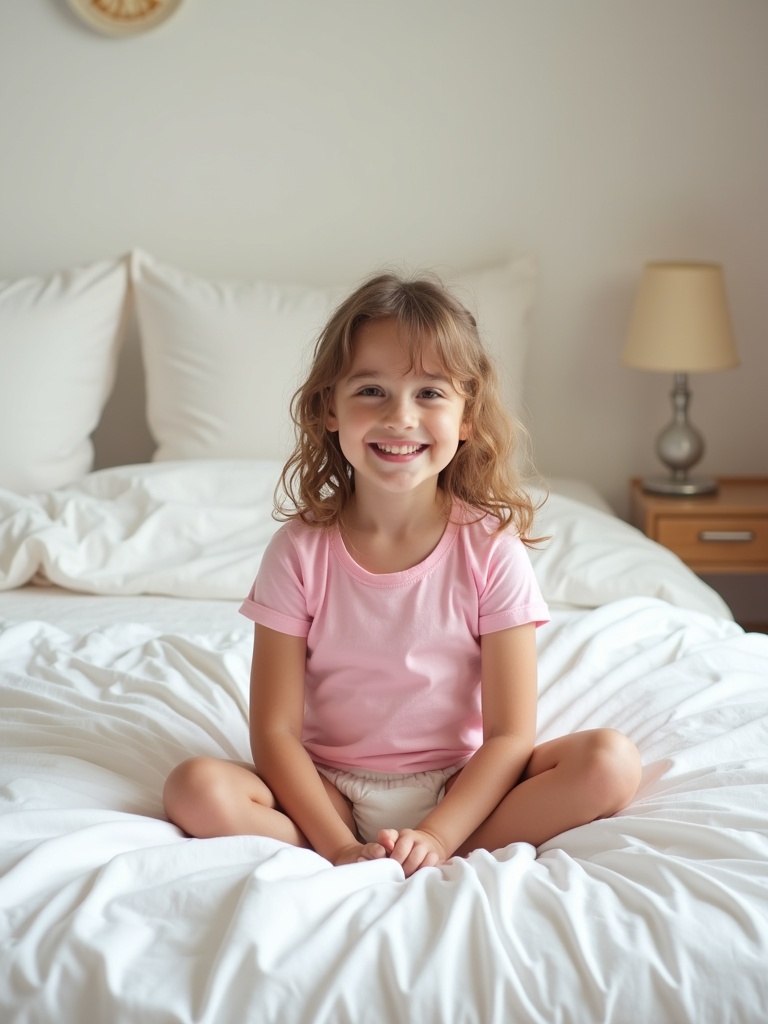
xmin=1 ymin=0 xmax=766 ymax=517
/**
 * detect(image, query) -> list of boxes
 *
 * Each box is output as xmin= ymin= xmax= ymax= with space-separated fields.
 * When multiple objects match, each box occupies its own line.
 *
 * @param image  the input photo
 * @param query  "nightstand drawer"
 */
xmin=656 ymin=516 xmax=768 ymax=568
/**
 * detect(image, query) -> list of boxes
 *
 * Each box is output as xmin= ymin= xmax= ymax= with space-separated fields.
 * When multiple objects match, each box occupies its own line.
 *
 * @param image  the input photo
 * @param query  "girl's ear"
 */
xmin=326 ymin=407 xmax=339 ymax=432
xmin=459 ymin=416 xmax=471 ymax=442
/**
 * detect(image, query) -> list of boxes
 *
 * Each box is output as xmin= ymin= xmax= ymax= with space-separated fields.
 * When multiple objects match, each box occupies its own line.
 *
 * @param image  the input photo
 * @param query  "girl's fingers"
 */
xmin=401 ymin=845 xmax=435 ymax=876
xmin=357 ymin=842 xmax=387 ymax=860
xmin=377 ymin=828 xmax=399 ymax=853
xmin=390 ymin=830 xmax=445 ymax=875
xmin=388 ymin=835 xmax=414 ymax=866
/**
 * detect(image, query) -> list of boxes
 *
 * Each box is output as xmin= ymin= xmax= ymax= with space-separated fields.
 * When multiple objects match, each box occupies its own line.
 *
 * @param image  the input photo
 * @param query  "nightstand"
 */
xmin=629 ymin=476 xmax=768 ymax=630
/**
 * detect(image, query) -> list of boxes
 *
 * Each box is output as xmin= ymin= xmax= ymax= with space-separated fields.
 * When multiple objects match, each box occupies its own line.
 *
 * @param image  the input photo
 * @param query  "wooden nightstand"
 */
xmin=629 ymin=476 xmax=768 ymax=630
xmin=629 ymin=477 xmax=768 ymax=574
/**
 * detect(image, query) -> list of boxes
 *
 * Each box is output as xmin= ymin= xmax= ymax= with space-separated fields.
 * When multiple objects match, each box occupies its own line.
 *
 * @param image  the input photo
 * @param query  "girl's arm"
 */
xmin=387 ymin=622 xmax=538 ymax=872
xmin=249 ymin=624 xmax=372 ymax=865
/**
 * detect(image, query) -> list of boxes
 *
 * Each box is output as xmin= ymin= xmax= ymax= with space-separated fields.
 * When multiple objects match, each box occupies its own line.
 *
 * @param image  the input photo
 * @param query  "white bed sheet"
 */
xmin=1 ymin=464 xmax=767 ymax=1024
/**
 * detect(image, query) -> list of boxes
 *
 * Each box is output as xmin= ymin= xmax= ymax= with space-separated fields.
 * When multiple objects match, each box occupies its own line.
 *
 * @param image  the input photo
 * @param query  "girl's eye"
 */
xmin=419 ymin=388 xmax=443 ymax=400
xmin=357 ymin=386 xmax=383 ymax=397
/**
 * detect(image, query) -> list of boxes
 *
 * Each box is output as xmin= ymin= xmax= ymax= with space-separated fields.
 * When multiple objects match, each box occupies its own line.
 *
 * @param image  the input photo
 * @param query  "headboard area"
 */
xmin=1 ymin=251 xmax=537 ymax=495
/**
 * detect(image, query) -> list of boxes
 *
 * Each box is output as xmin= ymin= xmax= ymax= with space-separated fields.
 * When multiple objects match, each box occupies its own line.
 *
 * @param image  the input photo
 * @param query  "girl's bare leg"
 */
xmin=454 ymin=728 xmax=642 ymax=856
xmin=162 ymin=756 xmax=356 ymax=847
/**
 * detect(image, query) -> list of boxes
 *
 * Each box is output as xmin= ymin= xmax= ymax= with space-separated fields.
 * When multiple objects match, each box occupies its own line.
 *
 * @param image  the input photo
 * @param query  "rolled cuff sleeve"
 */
xmin=238 ymin=598 xmax=311 ymax=637
xmin=479 ymin=601 xmax=550 ymax=635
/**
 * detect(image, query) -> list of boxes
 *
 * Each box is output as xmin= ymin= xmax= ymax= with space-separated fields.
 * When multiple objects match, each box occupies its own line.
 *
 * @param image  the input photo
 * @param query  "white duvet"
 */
xmin=0 ymin=460 xmax=733 ymax=617
xmin=1 ymin=462 xmax=766 ymax=1024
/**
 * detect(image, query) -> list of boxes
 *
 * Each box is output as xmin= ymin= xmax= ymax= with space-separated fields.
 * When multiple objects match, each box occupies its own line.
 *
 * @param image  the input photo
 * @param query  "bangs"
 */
xmin=319 ymin=272 xmax=484 ymax=396
xmin=345 ymin=311 xmax=482 ymax=397
xmin=409 ymin=328 xmax=478 ymax=396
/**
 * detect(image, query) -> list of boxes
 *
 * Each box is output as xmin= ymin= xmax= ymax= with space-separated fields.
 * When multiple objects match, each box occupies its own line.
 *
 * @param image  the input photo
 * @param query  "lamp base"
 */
xmin=641 ymin=475 xmax=718 ymax=497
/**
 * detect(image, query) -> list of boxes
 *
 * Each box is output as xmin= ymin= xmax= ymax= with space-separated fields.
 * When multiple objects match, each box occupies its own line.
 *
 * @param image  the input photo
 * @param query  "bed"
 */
xmin=1 ymin=253 xmax=767 ymax=1024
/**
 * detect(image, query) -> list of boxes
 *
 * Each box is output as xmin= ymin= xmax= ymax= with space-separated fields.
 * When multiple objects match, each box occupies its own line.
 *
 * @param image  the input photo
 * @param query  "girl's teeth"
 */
xmin=376 ymin=443 xmax=422 ymax=454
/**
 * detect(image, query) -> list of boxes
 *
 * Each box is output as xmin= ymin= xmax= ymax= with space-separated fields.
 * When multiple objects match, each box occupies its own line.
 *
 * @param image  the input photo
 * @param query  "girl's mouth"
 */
xmin=370 ymin=442 xmax=427 ymax=458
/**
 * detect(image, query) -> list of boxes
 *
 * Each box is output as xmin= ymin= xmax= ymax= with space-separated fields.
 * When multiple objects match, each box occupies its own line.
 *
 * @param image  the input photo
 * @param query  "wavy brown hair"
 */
xmin=276 ymin=271 xmax=538 ymax=542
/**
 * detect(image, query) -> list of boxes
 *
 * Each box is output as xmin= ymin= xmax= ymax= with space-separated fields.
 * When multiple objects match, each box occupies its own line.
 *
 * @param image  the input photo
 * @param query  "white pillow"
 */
xmin=131 ymin=250 xmax=536 ymax=463
xmin=445 ymin=256 xmax=537 ymax=415
xmin=0 ymin=257 xmax=128 ymax=493
xmin=529 ymin=491 xmax=733 ymax=619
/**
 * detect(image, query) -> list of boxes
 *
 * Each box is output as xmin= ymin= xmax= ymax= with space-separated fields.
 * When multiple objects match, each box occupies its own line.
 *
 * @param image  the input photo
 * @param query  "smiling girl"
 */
xmin=163 ymin=271 xmax=641 ymax=876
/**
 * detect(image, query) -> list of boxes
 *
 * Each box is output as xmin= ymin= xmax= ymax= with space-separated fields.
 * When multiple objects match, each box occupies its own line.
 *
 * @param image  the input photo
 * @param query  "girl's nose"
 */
xmin=384 ymin=395 xmax=417 ymax=429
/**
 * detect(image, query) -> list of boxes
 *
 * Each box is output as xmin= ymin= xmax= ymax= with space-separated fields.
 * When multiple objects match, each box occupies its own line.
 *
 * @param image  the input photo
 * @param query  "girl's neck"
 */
xmin=343 ymin=481 xmax=446 ymax=538
xmin=339 ymin=486 xmax=450 ymax=574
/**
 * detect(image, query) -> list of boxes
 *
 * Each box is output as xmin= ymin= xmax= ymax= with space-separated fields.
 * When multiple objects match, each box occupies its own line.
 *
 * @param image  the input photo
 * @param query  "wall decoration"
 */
xmin=66 ymin=0 xmax=184 ymax=36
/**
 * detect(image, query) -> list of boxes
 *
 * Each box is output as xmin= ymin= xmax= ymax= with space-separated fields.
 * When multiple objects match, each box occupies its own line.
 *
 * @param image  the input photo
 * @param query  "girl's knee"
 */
xmin=583 ymin=728 xmax=642 ymax=814
xmin=164 ymin=757 xmax=277 ymax=839
xmin=163 ymin=756 xmax=229 ymax=830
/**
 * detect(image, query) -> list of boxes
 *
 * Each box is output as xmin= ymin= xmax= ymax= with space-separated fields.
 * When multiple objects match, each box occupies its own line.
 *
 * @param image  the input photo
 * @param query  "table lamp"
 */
xmin=622 ymin=261 xmax=739 ymax=496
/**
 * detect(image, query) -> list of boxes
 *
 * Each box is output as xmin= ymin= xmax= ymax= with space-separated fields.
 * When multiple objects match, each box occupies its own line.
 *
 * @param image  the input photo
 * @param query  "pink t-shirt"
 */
xmin=239 ymin=506 xmax=549 ymax=773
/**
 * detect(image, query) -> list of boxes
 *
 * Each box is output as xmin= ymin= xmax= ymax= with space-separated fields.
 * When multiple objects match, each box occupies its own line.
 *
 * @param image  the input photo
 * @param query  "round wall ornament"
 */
xmin=66 ymin=0 xmax=185 ymax=36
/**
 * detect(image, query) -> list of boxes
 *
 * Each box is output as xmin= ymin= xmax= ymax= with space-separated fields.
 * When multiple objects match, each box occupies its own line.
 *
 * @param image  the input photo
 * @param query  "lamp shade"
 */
xmin=623 ymin=262 xmax=739 ymax=372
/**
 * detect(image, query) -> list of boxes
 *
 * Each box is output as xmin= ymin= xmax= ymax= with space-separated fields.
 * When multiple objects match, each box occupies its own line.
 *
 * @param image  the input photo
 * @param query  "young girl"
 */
xmin=163 ymin=271 xmax=642 ymax=877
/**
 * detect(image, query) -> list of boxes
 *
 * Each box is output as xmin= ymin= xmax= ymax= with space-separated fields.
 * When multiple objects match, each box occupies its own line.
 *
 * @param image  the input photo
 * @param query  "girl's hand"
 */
xmin=332 ymin=840 xmax=388 ymax=866
xmin=378 ymin=828 xmax=448 ymax=876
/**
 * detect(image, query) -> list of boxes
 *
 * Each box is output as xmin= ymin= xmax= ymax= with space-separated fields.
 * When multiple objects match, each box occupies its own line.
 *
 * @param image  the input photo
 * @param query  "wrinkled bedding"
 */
xmin=1 ymin=462 xmax=766 ymax=1024
xmin=0 ymin=460 xmax=732 ymax=616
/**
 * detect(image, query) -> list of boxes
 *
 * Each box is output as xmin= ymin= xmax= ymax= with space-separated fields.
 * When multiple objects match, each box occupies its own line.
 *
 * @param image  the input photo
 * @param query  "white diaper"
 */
xmin=315 ymin=763 xmax=461 ymax=844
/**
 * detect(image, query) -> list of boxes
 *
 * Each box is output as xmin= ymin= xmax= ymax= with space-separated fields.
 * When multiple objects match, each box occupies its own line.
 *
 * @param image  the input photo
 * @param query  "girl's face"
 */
xmin=326 ymin=317 xmax=469 ymax=500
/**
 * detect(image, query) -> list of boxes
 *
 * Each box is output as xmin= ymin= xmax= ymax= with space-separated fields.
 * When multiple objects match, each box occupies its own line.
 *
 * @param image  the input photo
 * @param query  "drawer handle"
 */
xmin=698 ymin=530 xmax=755 ymax=543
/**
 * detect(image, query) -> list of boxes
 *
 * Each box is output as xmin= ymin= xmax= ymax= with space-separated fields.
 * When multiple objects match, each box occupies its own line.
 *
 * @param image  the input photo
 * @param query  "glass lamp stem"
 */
xmin=641 ymin=372 xmax=717 ymax=495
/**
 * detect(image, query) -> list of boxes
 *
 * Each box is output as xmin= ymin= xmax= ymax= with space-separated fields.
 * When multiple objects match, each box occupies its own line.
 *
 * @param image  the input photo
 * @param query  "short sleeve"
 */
xmin=239 ymin=525 xmax=312 ymax=637
xmin=477 ymin=531 xmax=549 ymax=634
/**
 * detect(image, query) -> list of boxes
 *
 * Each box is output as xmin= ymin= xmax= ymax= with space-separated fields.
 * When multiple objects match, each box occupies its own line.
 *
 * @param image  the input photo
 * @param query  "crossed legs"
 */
xmin=163 ymin=728 xmax=641 ymax=855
